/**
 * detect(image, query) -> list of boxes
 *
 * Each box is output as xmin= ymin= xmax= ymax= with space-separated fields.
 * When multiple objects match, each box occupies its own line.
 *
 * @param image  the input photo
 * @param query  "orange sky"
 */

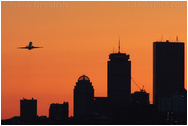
xmin=1 ymin=1 xmax=187 ymax=119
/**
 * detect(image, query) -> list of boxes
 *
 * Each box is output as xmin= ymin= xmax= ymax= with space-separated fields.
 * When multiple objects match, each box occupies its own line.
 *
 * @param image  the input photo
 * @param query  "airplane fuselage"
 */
xmin=27 ymin=42 xmax=33 ymax=50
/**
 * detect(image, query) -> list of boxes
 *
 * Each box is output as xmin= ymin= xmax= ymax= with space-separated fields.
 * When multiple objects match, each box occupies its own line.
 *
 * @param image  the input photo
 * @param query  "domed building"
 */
xmin=74 ymin=75 xmax=94 ymax=118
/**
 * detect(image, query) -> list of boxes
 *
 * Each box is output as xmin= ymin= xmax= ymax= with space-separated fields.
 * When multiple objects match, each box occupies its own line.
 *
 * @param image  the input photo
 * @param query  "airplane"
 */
xmin=18 ymin=42 xmax=43 ymax=50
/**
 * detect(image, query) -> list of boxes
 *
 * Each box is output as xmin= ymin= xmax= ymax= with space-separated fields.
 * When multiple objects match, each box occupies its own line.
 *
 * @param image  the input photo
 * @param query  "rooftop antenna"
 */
xmin=131 ymin=77 xmax=145 ymax=92
xmin=118 ymin=36 xmax=120 ymax=53
xmin=176 ymin=36 xmax=178 ymax=42
xmin=141 ymin=85 xmax=145 ymax=92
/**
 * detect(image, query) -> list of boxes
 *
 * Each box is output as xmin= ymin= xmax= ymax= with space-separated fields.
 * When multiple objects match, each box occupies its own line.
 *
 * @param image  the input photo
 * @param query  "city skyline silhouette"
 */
xmin=1 ymin=1 xmax=187 ymax=122
xmin=2 ymin=40 xmax=186 ymax=124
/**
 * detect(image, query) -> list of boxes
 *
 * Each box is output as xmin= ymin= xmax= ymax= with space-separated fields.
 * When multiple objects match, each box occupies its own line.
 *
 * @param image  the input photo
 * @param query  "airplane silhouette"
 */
xmin=18 ymin=42 xmax=43 ymax=50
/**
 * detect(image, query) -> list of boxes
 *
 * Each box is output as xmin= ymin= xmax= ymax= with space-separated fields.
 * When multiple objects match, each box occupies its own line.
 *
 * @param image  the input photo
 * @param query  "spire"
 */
xmin=118 ymin=36 xmax=120 ymax=53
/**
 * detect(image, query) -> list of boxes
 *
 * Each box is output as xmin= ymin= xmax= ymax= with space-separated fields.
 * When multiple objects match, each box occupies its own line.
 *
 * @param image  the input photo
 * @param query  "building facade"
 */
xmin=49 ymin=102 xmax=69 ymax=120
xmin=20 ymin=98 xmax=37 ymax=119
xmin=131 ymin=90 xmax=149 ymax=104
xmin=94 ymin=97 xmax=110 ymax=117
xmin=108 ymin=52 xmax=131 ymax=111
xmin=153 ymin=41 xmax=184 ymax=105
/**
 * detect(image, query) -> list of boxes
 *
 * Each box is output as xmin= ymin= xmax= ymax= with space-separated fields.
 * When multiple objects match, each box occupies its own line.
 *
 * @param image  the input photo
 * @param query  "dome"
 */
xmin=78 ymin=75 xmax=90 ymax=81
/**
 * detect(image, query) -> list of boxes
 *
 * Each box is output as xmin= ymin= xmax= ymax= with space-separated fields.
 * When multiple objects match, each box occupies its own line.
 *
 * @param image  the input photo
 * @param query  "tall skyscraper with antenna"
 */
xmin=107 ymin=39 xmax=131 ymax=113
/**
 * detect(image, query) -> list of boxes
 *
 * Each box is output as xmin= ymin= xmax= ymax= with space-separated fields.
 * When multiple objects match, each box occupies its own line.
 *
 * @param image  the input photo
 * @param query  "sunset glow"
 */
xmin=1 ymin=1 xmax=187 ymax=119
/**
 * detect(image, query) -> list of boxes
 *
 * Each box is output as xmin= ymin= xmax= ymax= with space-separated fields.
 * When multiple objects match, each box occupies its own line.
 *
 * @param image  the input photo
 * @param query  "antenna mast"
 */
xmin=118 ymin=36 xmax=120 ymax=53
xmin=176 ymin=36 xmax=178 ymax=42
xmin=131 ymin=77 xmax=145 ymax=92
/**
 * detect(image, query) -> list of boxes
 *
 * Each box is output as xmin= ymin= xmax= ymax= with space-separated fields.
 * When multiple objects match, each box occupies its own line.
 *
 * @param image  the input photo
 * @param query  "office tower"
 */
xmin=49 ymin=102 xmax=69 ymax=120
xmin=131 ymin=90 xmax=149 ymax=104
xmin=20 ymin=98 xmax=37 ymax=119
xmin=74 ymin=75 xmax=94 ymax=117
xmin=108 ymin=44 xmax=131 ymax=110
xmin=153 ymin=40 xmax=184 ymax=105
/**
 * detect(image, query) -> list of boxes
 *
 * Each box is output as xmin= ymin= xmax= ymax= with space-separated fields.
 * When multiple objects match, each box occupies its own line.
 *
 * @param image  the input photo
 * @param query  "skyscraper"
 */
xmin=108 ymin=45 xmax=131 ymax=111
xmin=153 ymin=40 xmax=184 ymax=105
xmin=74 ymin=75 xmax=94 ymax=118
xmin=20 ymin=98 xmax=37 ymax=119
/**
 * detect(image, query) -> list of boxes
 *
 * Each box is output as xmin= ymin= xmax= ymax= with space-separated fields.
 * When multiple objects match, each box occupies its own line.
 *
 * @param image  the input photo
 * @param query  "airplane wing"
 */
xmin=17 ymin=47 xmax=28 ymax=49
xmin=32 ymin=46 xmax=43 ymax=48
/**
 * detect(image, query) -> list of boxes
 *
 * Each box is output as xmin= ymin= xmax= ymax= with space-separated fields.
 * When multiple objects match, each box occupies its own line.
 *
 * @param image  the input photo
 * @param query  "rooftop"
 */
xmin=78 ymin=75 xmax=90 ymax=81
